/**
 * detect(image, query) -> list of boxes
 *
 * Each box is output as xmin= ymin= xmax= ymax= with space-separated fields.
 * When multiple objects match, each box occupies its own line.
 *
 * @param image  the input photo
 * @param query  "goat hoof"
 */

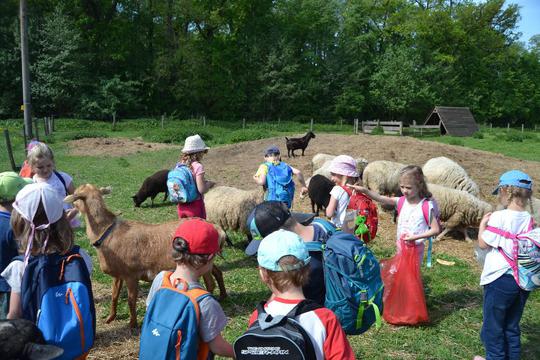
xmin=129 ymin=319 xmax=138 ymax=328
xmin=218 ymin=294 xmax=228 ymax=302
xmin=105 ymin=314 xmax=116 ymax=324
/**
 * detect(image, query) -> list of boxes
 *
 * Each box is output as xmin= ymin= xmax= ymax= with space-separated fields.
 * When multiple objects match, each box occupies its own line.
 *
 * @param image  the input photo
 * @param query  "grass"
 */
xmin=0 ymin=118 xmax=539 ymax=359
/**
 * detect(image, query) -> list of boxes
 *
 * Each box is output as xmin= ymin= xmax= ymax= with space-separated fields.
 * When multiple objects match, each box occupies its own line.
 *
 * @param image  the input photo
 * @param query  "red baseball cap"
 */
xmin=173 ymin=218 xmax=220 ymax=254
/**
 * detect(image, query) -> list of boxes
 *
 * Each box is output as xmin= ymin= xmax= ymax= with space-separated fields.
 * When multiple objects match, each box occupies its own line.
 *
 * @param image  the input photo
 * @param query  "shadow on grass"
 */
xmin=427 ymin=288 xmax=482 ymax=325
xmin=522 ymin=321 xmax=540 ymax=360
xmin=218 ymin=255 xmax=258 ymax=272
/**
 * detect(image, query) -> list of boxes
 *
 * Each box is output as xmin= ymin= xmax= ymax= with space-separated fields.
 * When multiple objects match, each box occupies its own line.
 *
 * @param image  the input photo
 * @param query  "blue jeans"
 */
xmin=481 ymin=274 xmax=530 ymax=360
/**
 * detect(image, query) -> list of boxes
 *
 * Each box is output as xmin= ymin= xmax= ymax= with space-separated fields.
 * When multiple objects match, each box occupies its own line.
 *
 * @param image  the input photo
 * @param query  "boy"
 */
xmin=246 ymin=201 xmax=334 ymax=305
xmin=0 ymin=172 xmax=31 ymax=319
xmin=144 ymin=218 xmax=233 ymax=359
xmin=248 ymin=230 xmax=355 ymax=359
xmin=253 ymin=145 xmax=308 ymax=208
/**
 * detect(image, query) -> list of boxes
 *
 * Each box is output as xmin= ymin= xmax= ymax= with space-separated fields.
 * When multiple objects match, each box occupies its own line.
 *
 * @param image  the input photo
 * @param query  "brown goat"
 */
xmin=65 ymin=184 xmax=227 ymax=328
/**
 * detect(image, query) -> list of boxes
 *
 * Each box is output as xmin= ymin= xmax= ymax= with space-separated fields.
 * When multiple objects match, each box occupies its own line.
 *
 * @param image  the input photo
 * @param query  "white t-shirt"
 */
xmin=1 ymin=248 xmax=93 ymax=293
xmin=33 ymin=171 xmax=80 ymax=227
xmin=329 ymin=186 xmax=350 ymax=228
xmin=480 ymin=209 xmax=533 ymax=286
xmin=396 ymin=198 xmax=435 ymax=246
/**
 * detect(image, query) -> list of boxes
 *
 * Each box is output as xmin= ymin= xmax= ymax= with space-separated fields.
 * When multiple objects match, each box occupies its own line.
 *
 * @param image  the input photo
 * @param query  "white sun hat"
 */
xmin=182 ymin=134 xmax=210 ymax=154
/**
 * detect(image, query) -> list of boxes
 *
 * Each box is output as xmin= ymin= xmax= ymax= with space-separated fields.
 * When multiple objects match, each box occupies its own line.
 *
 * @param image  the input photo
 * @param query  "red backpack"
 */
xmin=341 ymin=186 xmax=378 ymax=243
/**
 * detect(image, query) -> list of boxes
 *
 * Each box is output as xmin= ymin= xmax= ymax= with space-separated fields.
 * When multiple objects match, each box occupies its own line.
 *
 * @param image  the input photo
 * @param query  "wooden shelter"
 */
xmin=424 ymin=106 xmax=479 ymax=136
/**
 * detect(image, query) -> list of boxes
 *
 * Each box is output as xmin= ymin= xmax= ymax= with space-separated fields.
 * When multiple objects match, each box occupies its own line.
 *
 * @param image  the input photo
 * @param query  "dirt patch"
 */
xmin=68 ymin=137 xmax=180 ymax=157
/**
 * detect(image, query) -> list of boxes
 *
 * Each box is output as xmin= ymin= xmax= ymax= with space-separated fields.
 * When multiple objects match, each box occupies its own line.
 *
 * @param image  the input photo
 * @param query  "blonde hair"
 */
xmin=27 ymin=142 xmax=55 ymax=167
xmin=171 ymin=237 xmax=212 ymax=269
xmin=399 ymin=165 xmax=432 ymax=199
xmin=11 ymin=201 xmax=73 ymax=255
xmin=261 ymin=255 xmax=310 ymax=293
xmin=180 ymin=151 xmax=207 ymax=168
xmin=502 ymin=186 xmax=533 ymax=213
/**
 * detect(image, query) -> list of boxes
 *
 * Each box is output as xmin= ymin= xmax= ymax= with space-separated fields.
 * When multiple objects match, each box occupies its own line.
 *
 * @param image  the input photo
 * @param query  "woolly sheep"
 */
xmin=423 ymin=157 xmax=480 ymax=196
xmin=533 ymin=197 xmax=540 ymax=224
xmin=362 ymin=160 xmax=406 ymax=196
xmin=312 ymin=157 xmax=369 ymax=180
xmin=312 ymin=153 xmax=336 ymax=172
xmin=428 ymin=183 xmax=492 ymax=242
xmin=205 ymin=186 xmax=264 ymax=237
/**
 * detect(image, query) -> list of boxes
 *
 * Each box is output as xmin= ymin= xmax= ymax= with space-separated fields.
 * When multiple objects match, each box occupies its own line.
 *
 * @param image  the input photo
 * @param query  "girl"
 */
xmin=176 ymin=134 xmax=214 ymax=219
xmin=27 ymin=142 xmax=79 ymax=226
xmin=475 ymin=170 xmax=535 ymax=360
xmin=347 ymin=165 xmax=441 ymax=264
xmin=325 ymin=155 xmax=360 ymax=228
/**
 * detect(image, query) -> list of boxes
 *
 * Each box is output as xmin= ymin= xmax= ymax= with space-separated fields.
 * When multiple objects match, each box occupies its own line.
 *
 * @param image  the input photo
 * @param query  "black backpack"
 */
xmin=234 ymin=300 xmax=321 ymax=360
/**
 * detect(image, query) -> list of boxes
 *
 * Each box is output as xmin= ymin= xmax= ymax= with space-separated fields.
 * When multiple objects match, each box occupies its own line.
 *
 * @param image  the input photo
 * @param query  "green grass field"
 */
xmin=1 ymin=118 xmax=539 ymax=359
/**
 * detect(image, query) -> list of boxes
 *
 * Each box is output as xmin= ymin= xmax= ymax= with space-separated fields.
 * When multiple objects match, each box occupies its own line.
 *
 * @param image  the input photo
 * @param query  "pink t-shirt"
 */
xmin=190 ymin=161 xmax=205 ymax=177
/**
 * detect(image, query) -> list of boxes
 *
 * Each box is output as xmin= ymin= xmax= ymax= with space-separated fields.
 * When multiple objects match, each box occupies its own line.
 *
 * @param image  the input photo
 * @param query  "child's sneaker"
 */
xmin=473 ymin=356 xmax=485 ymax=360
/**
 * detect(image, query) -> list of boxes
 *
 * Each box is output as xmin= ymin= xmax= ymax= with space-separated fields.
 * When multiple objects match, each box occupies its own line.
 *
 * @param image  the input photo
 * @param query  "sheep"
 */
xmin=65 ymin=184 xmax=229 ymax=328
xmin=428 ymin=183 xmax=492 ymax=242
xmin=204 ymin=186 xmax=264 ymax=237
xmin=0 ymin=319 xmax=63 ymax=360
xmin=285 ymin=131 xmax=316 ymax=157
xmin=423 ymin=157 xmax=480 ymax=196
xmin=532 ymin=197 xmax=540 ymax=224
xmin=132 ymin=169 xmax=169 ymax=207
xmin=307 ymin=174 xmax=334 ymax=215
xmin=311 ymin=153 xmax=336 ymax=172
xmin=313 ymin=158 xmax=369 ymax=180
xmin=362 ymin=160 xmax=406 ymax=196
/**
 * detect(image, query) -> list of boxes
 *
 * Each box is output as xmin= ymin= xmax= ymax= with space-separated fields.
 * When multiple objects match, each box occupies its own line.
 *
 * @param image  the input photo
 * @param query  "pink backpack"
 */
xmin=396 ymin=196 xmax=440 ymax=267
xmin=486 ymin=219 xmax=540 ymax=291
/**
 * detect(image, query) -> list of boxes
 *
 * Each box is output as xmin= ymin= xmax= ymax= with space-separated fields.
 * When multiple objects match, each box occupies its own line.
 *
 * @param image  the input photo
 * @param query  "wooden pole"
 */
xmin=161 ymin=114 xmax=164 ymax=129
xmin=20 ymin=0 xmax=33 ymax=139
xmin=521 ymin=124 xmax=524 ymax=133
xmin=51 ymin=115 xmax=55 ymax=132
xmin=112 ymin=112 xmax=117 ymax=129
xmin=340 ymin=119 xmax=343 ymax=128
xmin=310 ymin=118 xmax=313 ymax=131
xmin=33 ymin=117 xmax=39 ymax=140
xmin=507 ymin=123 xmax=510 ymax=132
xmin=203 ymin=116 xmax=206 ymax=127
xmin=490 ymin=123 xmax=492 ymax=130
xmin=243 ymin=118 xmax=246 ymax=130
xmin=4 ymin=129 xmax=19 ymax=172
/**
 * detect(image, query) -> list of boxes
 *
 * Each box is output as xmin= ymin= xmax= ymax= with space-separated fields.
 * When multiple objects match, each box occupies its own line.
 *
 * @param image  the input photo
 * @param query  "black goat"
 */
xmin=132 ymin=169 xmax=169 ymax=207
xmin=285 ymin=131 xmax=316 ymax=157
xmin=0 ymin=319 xmax=63 ymax=359
xmin=308 ymin=174 xmax=334 ymax=215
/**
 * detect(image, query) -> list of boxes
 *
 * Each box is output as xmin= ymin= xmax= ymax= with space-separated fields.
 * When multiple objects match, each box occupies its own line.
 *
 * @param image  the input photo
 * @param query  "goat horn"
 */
xmin=64 ymin=194 xmax=79 ymax=203
xmin=100 ymin=186 xmax=112 ymax=195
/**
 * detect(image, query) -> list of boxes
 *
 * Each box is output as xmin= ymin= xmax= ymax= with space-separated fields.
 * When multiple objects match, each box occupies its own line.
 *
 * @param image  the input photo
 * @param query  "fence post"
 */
xmin=44 ymin=117 xmax=49 ymax=136
xmin=340 ymin=119 xmax=343 ymax=128
xmin=33 ymin=117 xmax=39 ymax=140
xmin=51 ymin=116 xmax=55 ymax=132
xmin=507 ymin=123 xmax=510 ymax=132
xmin=112 ymin=112 xmax=117 ymax=130
xmin=310 ymin=118 xmax=313 ymax=131
xmin=243 ymin=118 xmax=246 ymax=130
xmin=399 ymin=122 xmax=403 ymax=136
xmin=521 ymin=124 xmax=524 ymax=133
xmin=161 ymin=114 xmax=164 ymax=129
xmin=490 ymin=123 xmax=492 ymax=130
xmin=203 ymin=116 xmax=206 ymax=127
xmin=4 ymin=129 xmax=19 ymax=172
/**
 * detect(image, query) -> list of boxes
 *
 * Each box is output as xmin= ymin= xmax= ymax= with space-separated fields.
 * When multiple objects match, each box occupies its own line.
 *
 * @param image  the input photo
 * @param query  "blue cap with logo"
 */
xmin=257 ymin=230 xmax=310 ymax=272
xmin=492 ymin=170 xmax=533 ymax=195
xmin=264 ymin=145 xmax=280 ymax=157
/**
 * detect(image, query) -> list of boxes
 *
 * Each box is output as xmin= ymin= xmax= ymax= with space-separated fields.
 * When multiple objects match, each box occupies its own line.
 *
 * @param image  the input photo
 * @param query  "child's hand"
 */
xmin=346 ymin=184 xmax=366 ymax=193
xmin=480 ymin=212 xmax=492 ymax=228
xmin=65 ymin=208 xmax=79 ymax=221
xmin=300 ymin=186 xmax=308 ymax=196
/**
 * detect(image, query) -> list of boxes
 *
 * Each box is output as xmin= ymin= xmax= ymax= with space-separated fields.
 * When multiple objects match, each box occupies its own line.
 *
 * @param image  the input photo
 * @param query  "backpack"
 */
xmin=19 ymin=246 xmax=95 ymax=360
xmin=322 ymin=232 xmax=384 ymax=335
xmin=233 ymin=300 xmax=321 ymax=360
xmin=265 ymin=162 xmax=295 ymax=208
xmin=167 ymin=164 xmax=199 ymax=204
xmin=139 ymin=272 xmax=211 ymax=360
xmin=340 ymin=186 xmax=378 ymax=243
xmin=54 ymin=170 xmax=68 ymax=195
xmin=396 ymin=196 xmax=440 ymax=268
xmin=311 ymin=217 xmax=337 ymax=238
xmin=486 ymin=219 xmax=540 ymax=291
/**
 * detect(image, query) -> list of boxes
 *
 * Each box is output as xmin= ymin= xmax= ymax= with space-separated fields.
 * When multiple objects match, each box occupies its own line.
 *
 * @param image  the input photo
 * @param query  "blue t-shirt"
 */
xmin=0 ymin=211 xmax=18 ymax=292
xmin=303 ymin=223 xmax=331 ymax=305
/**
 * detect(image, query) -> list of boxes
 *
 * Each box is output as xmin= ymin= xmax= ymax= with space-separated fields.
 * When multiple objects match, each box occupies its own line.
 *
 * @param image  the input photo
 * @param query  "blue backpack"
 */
xmin=265 ymin=162 xmax=295 ymax=208
xmin=311 ymin=217 xmax=337 ymax=238
xmin=19 ymin=246 xmax=95 ymax=360
xmin=167 ymin=164 xmax=199 ymax=204
xmin=323 ymin=232 xmax=384 ymax=335
xmin=139 ymin=272 xmax=212 ymax=360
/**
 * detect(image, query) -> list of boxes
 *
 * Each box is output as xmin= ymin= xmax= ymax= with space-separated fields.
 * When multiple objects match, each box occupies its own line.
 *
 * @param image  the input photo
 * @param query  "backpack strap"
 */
xmin=485 ymin=225 xmax=523 ymax=287
xmin=54 ymin=170 xmax=69 ymax=195
xmin=396 ymin=196 xmax=406 ymax=215
xmin=161 ymin=272 xmax=210 ymax=325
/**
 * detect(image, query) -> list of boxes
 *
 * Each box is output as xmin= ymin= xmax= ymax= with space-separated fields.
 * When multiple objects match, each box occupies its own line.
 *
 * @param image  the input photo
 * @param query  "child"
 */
xmin=244 ymin=229 xmax=354 ymax=359
xmin=348 ymin=165 xmax=441 ymax=263
xmin=1 ymin=182 xmax=94 ymax=358
xmin=27 ymin=142 xmax=79 ymax=226
xmin=143 ymin=218 xmax=233 ymax=358
xmin=175 ymin=134 xmax=214 ymax=219
xmin=0 ymin=172 xmax=31 ymax=319
xmin=325 ymin=155 xmax=359 ymax=228
xmin=18 ymin=140 xmax=41 ymax=178
xmin=253 ymin=145 xmax=308 ymax=209
xmin=475 ymin=170 xmax=535 ymax=360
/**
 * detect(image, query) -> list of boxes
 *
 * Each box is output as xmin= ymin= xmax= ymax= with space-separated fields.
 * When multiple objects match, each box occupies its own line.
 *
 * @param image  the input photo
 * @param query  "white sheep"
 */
xmin=423 ymin=157 xmax=480 ymax=196
xmin=428 ymin=183 xmax=492 ymax=242
xmin=532 ymin=197 xmax=540 ymax=224
xmin=312 ymin=153 xmax=336 ymax=172
xmin=204 ymin=186 xmax=264 ymax=237
xmin=312 ymin=157 xmax=369 ymax=180
xmin=362 ymin=160 xmax=406 ymax=196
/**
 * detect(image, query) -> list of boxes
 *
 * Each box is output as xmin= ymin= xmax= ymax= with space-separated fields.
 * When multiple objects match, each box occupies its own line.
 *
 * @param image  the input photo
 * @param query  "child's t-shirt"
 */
xmin=329 ymin=185 xmax=350 ymax=228
xmin=146 ymin=271 xmax=228 ymax=344
xmin=0 ymin=211 xmax=18 ymax=293
xmin=190 ymin=161 xmax=205 ymax=177
xmin=396 ymin=198 xmax=435 ymax=246
xmin=248 ymin=297 xmax=355 ymax=360
xmin=33 ymin=171 xmax=80 ymax=227
xmin=480 ymin=209 xmax=533 ymax=286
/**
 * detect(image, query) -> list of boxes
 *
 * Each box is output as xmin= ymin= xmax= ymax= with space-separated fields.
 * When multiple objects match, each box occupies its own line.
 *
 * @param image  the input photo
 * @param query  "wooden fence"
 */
xmin=361 ymin=120 xmax=403 ymax=135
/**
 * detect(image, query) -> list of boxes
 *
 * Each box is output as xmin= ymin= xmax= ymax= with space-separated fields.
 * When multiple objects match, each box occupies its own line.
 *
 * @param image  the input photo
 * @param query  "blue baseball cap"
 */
xmin=492 ymin=170 xmax=533 ymax=195
xmin=257 ymin=230 xmax=310 ymax=272
xmin=264 ymin=145 xmax=280 ymax=156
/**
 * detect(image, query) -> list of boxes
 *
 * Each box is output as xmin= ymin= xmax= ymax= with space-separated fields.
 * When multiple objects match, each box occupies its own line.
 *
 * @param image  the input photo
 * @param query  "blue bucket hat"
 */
xmin=492 ymin=170 xmax=533 ymax=195
xmin=257 ymin=230 xmax=310 ymax=272
xmin=264 ymin=145 xmax=280 ymax=157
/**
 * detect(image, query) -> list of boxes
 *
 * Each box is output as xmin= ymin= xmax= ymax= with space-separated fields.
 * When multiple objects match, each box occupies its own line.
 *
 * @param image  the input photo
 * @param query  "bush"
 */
xmin=143 ymin=128 xmax=213 ymax=144
xmin=472 ymin=131 xmax=484 ymax=139
xmin=61 ymin=131 xmax=109 ymax=141
xmin=371 ymin=125 xmax=384 ymax=135
xmin=504 ymin=132 xmax=523 ymax=142
xmin=448 ymin=138 xmax=464 ymax=146
xmin=227 ymin=129 xmax=270 ymax=143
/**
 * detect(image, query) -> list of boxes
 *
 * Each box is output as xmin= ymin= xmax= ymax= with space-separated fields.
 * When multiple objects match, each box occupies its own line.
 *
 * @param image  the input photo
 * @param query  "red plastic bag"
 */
xmin=380 ymin=238 xmax=429 ymax=325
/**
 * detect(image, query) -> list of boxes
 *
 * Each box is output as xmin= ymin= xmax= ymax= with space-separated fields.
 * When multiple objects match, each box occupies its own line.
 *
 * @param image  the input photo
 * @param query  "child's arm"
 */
xmin=402 ymin=216 xmax=441 ymax=242
xmin=208 ymin=333 xmax=234 ymax=357
xmin=326 ymin=195 xmax=338 ymax=218
xmin=7 ymin=292 xmax=22 ymax=319
xmin=291 ymin=166 xmax=308 ymax=195
xmin=477 ymin=212 xmax=492 ymax=249
xmin=253 ymin=164 xmax=268 ymax=186
xmin=346 ymin=184 xmax=397 ymax=207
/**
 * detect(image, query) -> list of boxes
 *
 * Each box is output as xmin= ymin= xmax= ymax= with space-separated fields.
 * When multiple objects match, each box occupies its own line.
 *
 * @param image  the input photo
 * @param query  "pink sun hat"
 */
xmin=329 ymin=155 xmax=359 ymax=178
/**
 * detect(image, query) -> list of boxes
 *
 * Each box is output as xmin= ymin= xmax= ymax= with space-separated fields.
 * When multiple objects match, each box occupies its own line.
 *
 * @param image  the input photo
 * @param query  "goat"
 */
xmin=285 ymin=131 xmax=316 ymax=157
xmin=65 ymin=184 xmax=228 ymax=328
xmin=132 ymin=169 xmax=169 ymax=207
xmin=307 ymin=174 xmax=334 ymax=215
xmin=0 ymin=319 xmax=63 ymax=359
